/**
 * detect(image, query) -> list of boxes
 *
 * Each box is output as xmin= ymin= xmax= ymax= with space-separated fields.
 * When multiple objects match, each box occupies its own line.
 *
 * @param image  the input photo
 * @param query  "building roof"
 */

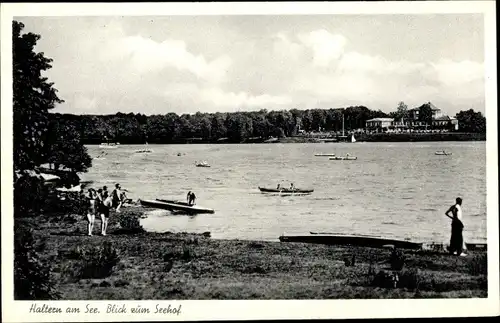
xmin=433 ymin=115 xmax=456 ymax=121
xmin=366 ymin=118 xmax=394 ymax=122
xmin=409 ymin=102 xmax=440 ymax=111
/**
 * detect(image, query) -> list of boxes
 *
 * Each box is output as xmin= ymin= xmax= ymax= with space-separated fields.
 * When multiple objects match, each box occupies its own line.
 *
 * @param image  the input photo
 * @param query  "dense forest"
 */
xmin=51 ymin=106 xmax=390 ymax=144
xmin=50 ymin=104 xmax=486 ymax=145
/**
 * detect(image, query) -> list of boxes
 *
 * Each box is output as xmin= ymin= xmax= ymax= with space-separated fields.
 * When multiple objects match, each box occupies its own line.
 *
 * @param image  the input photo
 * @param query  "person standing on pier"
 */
xmin=445 ymin=197 xmax=467 ymax=256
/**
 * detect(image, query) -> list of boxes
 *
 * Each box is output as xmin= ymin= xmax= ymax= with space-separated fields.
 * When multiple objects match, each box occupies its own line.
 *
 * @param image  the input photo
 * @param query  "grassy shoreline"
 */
xmin=16 ymin=207 xmax=487 ymax=300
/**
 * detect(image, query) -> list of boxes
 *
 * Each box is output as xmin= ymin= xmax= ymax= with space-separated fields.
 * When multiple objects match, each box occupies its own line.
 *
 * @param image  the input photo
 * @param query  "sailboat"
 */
xmin=135 ymin=141 xmax=153 ymax=153
xmin=337 ymin=114 xmax=358 ymax=143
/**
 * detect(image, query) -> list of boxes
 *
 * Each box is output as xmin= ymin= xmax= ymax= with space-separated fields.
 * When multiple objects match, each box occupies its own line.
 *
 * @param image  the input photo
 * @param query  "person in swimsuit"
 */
xmin=112 ymin=183 xmax=127 ymax=212
xmin=100 ymin=191 xmax=113 ymax=236
xmin=86 ymin=188 xmax=98 ymax=236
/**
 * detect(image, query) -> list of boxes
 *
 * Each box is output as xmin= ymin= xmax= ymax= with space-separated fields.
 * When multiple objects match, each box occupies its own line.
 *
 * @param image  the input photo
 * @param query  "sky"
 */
xmin=17 ymin=14 xmax=485 ymax=116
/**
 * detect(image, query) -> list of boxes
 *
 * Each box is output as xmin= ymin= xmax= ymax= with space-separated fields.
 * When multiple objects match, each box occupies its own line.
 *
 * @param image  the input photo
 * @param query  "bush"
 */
xmin=45 ymin=191 xmax=87 ymax=217
xmin=467 ymin=254 xmax=487 ymax=276
xmin=14 ymin=226 xmax=60 ymax=300
xmin=161 ymin=245 xmax=194 ymax=262
xmin=118 ymin=214 xmax=145 ymax=234
xmin=397 ymin=268 xmax=420 ymax=290
xmin=372 ymin=270 xmax=399 ymax=289
xmin=74 ymin=242 xmax=120 ymax=279
xmin=389 ymin=249 xmax=405 ymax=271
xmin=14 ymin=174 xmax=48 ymax=217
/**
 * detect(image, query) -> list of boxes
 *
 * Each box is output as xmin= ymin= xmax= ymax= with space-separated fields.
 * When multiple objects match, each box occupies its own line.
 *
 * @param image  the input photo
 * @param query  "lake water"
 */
xmin=82 ymin=142 xmax=487 ymax=243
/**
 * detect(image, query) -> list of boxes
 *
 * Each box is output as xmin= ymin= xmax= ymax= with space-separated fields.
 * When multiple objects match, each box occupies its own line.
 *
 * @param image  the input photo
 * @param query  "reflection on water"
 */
xmin=82 ymin=142 xmax=487 ymax=243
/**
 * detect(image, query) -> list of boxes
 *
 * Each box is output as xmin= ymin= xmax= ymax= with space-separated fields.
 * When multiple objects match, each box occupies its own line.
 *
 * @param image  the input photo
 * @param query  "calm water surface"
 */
xmin=82 ymin=142 xmax=487 ymax=243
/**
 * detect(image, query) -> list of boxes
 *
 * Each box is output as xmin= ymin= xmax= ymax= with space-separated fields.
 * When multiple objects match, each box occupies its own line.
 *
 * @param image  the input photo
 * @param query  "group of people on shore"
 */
xmin=85 ymin=183 xmax=127 ymax=236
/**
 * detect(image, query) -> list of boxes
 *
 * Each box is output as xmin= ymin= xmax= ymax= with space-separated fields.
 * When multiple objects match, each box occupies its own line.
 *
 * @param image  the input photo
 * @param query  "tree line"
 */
xmin=51 ymin=103 xmax=486 ymax=145
xmin=52 ymin=106 xmax=391 ymax=145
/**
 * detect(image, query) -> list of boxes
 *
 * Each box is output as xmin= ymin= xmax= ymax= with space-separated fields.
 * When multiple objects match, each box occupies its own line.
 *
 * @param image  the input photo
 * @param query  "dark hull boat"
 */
xmin=329 ymin=156 xmax=357 ymax=160
xmin=258 ymin=187 xmax=314 ymax=194
xmin=279 ymin=233 xmax=421 ymax=249
xmin=139 ymin=199 xmax=215 ymax=214
xmin=280 ymin=232 xmax=487 ymax=251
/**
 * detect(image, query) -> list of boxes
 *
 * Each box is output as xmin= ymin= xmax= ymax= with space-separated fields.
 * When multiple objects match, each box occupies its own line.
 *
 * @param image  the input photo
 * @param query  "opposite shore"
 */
xmin=15 ymin=206 xmax=487 ymax=300
xmin=90 ymin=132 xmax=486 ymax=146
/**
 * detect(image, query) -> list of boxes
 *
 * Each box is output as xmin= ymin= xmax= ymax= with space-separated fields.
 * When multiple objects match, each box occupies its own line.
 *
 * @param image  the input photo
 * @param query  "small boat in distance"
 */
xmin=264 ymin=137 xmax=279 ymax=143
xmin=314 ymin=153 xmax=336 ymax=157
xmin=258 ymin=187 xmax=314 ymax=194
xmin=99 ymin=143 xmax=119 ymax=149
xmin=94 ymin=151 xmax=107 ymax=160
xmin=195 ymin=161 xmax=211 ymax=167
xmin=135 ymin=142 xmax=153 ymax=153
xmin=330 ymin=155 xmax=357 ymax=160
xmin=435 ymin=151 xmax=452 ymax=156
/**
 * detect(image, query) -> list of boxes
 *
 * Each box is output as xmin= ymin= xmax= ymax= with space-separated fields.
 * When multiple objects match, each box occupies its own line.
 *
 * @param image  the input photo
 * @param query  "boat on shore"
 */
xmin=329 ymin=155 xmax=357 ymax=160
xmin=280 ymin=233 xmax=487 ymax=251
xmin=258 ymin=187 xmax=314 ymax=194
xmin=435 ymin=151 xmax=452 ymax=156
xmin=139 ymin=199 xmax=215 ymax=214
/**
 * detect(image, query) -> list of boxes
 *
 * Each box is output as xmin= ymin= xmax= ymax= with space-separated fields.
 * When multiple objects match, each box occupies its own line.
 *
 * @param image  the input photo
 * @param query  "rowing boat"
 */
xmin=435 ymin=151 xmax=452 ymax=156
xmin=195 ymin=161 xmax=211 ymax=167
xmin=279 ymin=233 xmax=422 ymax=249
xmin=281 ymin=233 xmax=487 ymax=251
xmin=139 ymin=199 xmax=215 ymax=214
xmin=314 ymin=153 xmax=336 ymax=157
xmin=258 ymin=187 xmax=314 ymax=194
xmin=329 ymin=156 xmax=357 ymax=160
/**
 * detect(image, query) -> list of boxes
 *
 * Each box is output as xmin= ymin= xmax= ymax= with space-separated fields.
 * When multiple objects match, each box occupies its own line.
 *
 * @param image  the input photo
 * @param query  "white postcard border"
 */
xmin=1 ymin=1 xmax=498 ymax=322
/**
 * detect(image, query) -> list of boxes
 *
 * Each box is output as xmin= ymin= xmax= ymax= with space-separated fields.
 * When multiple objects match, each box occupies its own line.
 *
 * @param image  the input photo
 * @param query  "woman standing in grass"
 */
xmin=86 ymin=188 xmax=98 ymax=236
xmin=445 ymin=197 xmax=467 ymax=257
xmin=100 ymin=190 xmax=113 ymax=236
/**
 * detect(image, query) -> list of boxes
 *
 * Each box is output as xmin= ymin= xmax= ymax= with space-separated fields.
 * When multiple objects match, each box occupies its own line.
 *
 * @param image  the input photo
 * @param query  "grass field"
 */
xmin=14 ymin=208 xmax=487 ymax=300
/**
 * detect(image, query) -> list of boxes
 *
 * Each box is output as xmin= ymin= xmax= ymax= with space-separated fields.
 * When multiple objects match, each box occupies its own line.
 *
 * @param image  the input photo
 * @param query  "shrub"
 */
xmin=74 ymin=242 xmax=120 ymax=279
xmin=14 ymin=174 xmax=48 ymax=217
xmin=118 ymin=214 xmax=145 ymax=234
xmin=397 ymin=268 xmax=420 ymax=290
xmin=14 ymin=226 xmax=60 ymax=300
xmin=372 ymin=270 xmax=399 ymax=289
xmin=389 ymin=249 xmax=405 ymax=271
xmin=467 ymin=254 xmax=487 ymax=276
xmin=162 ymin=246 xmax=181 ymax=262
xmin=161 ymin=245 xmax=194 ymax=262
xmin=182 ymin=245 xmax=193 ymax=261
xmin=49 ymin=191 xmax=88 ymax=216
